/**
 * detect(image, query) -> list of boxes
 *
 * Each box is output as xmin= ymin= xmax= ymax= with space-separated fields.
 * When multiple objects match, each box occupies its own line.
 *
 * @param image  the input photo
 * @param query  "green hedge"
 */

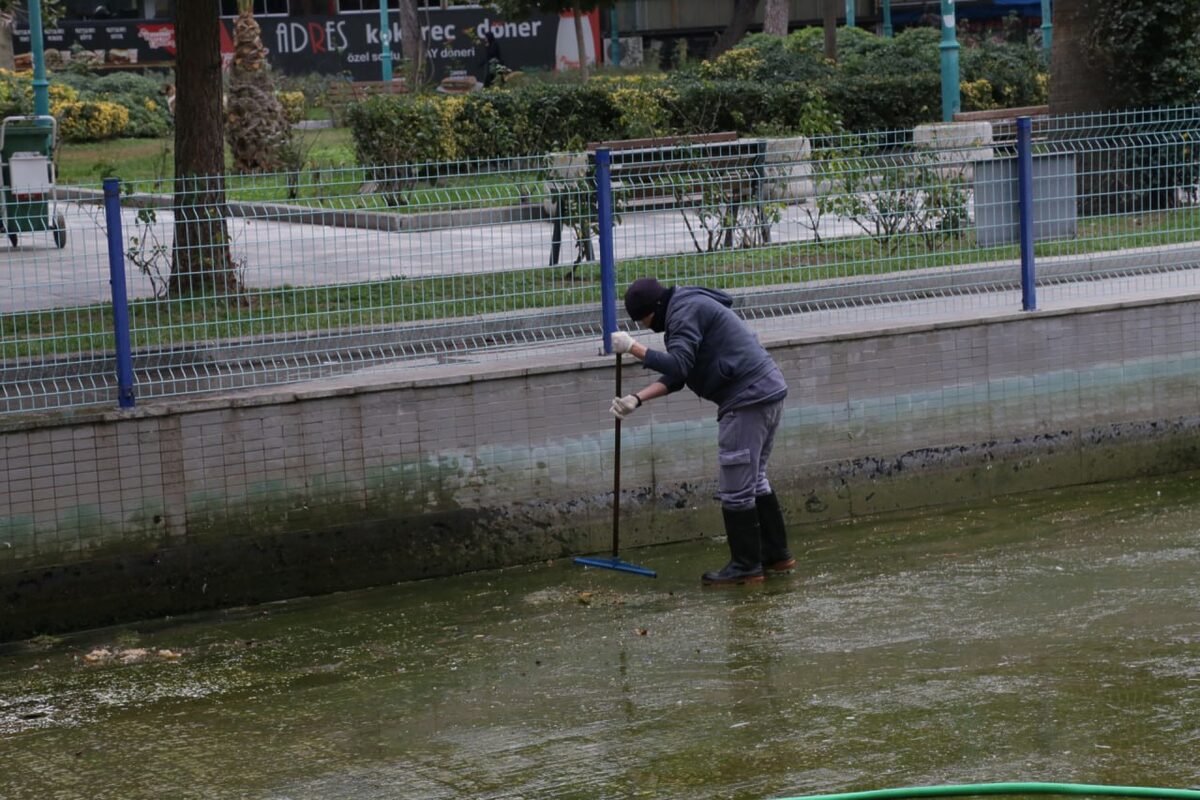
xmin=55 ymin=72 xmax=174 ymax=138
xmin=349 ymin=24 xmax=1049 ymax=166
xmin=0 ymin=70 xmax=174 ymax=141
xmin=349 ymin=77 xmax=837 ymax=166
xmin=700 ymin=26 xmax=1047 ymax=131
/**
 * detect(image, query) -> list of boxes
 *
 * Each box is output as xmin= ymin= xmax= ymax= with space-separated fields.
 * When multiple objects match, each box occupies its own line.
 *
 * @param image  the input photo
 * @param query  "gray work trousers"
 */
xmin=716 ymin=399 xmax=784 ymax=510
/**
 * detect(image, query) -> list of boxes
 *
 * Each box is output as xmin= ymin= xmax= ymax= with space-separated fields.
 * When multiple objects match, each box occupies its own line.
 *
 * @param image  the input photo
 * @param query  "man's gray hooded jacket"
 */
xmin=641 ymin=286 xmax=787 ymax=417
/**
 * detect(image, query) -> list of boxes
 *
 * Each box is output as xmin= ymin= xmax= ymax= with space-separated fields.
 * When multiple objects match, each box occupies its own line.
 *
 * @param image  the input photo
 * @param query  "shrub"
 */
xmin=56 ymin=100 xmax=130 ymax=141
xmin=54 ymin=71 xmax=172 ymax=138
xmin=824 ymin=70 xmax=941 ymax=132
xmin=0 ymin=70 xmax=23 ymax=117
xmin=698 ymin=47 xmax=767 ymax=81
xmin=611 ymin=84 xmax=674 ymax=139
xmin=448 ymin=92 xmax=522 ymax=161
xmin=0 ymin=70 xmax=81 ymax=117
xmin=734 ymin=25 xmax=1048 ymax=131
xmin=960 ymin=35 xmax=1048 ymax=109
xmin=663 ymin=78 xmax=835 ymax=137
xmin=692 ymin=32 xmax=832 ymax=86
xmin=1090 ymin=0 xmax=1200 ymax=108
xmin=276 ymin=72 xmax=340 ymax=111
xmin=347 ymin=75 xmax=840 ymax=168
xmin=508 ymin=82 xmax=622 ymax=152
xmin=277 ymin=90 xmax=306 ymax=124
xmin=346 ymin=94 xmax=456 ymax=166
xmin=127 ymin=96 xmax=172 ymax=138
xmin=960 ymin=78 xmax=998 ymax=112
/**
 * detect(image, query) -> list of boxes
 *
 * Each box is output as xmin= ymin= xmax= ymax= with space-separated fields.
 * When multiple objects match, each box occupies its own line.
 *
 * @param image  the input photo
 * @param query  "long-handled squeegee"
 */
xmin=574 ymin=353 xmax=658 ymax=578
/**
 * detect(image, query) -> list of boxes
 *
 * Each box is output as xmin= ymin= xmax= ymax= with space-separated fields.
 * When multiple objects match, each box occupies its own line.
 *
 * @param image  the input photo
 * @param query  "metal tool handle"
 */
xmin=612 ymin=353 xmax=622 ymax=559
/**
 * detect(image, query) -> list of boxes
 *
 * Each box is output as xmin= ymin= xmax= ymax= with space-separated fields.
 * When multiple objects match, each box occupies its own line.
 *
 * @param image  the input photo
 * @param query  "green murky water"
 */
xmin=3 ymin=473 xmax=1200 ymax=800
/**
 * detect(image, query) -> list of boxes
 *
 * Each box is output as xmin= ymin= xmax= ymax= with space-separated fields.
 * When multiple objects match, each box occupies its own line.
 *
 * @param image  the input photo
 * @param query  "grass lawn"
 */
xmin=55 ymin=127 xmax=359 ymax=186
xmin=54 ymin=127 xmax=535 ymax=210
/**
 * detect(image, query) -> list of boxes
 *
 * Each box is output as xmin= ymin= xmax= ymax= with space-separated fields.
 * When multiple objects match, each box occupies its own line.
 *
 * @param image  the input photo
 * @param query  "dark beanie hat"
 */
xmin=624 ymin=277 xmax=665 ymax=320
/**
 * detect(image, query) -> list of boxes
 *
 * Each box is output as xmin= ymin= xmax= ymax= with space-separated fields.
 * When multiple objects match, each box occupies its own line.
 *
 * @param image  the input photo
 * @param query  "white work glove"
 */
xmin=610 ymin=331 xmax=635 ymax=354
xmin=611 ymin=394 xmax=641 ymax=419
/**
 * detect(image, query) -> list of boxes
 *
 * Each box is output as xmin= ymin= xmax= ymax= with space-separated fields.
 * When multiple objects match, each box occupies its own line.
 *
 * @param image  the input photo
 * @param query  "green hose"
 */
xmin=775 ymin=783 xmax=1200 ymax=800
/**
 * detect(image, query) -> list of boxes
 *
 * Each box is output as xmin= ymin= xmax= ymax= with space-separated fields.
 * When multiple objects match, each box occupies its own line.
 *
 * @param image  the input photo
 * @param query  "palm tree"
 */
xmin=225 ymin=0 xmax=291 ymax=173
xmin=0 ymin=2 xmax=17 ymax=69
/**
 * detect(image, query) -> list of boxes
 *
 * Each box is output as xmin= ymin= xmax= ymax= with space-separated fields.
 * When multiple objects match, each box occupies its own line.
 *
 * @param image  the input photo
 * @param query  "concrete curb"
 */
xmin=5 ymin=248 xmax=1200 ymax=415
xmin=54 ymin=186 xmax=547 ymax=233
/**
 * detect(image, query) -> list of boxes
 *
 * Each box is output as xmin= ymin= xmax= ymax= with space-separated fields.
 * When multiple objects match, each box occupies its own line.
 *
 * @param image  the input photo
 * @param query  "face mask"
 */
xmin=650 ymin=307 xmax=666 ymax=333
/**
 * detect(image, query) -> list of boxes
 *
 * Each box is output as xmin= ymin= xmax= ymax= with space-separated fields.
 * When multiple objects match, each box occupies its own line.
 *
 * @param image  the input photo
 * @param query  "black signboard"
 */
xmin=12 ymin=21 xmax=172 ymax=71
xmin=14 ymin=9 xmax=601 ymax=83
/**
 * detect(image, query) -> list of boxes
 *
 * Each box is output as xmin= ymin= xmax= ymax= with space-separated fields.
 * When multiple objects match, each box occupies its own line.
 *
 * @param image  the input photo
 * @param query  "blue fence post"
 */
xmin=596 ymin=148 xmax=617 ymax=354
xmin=1016 ymin=116 xmax=1037 ymax=312
xmin=104 ymin=177 xmax=135 ymax=408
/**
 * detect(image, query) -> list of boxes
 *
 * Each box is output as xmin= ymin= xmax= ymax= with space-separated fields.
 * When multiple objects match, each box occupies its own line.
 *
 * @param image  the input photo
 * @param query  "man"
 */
xmin=483 ymin=31 xmax=504 ymax=87
xmin=609 ymin=277 xmax=794 ymax=586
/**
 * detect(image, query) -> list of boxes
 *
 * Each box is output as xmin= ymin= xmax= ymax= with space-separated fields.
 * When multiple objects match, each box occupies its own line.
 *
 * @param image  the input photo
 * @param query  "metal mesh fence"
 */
xmin=3 ymin=104 xmax=1199 ymax=414
xmin=0 ymin=182 xmax=114 ymax=414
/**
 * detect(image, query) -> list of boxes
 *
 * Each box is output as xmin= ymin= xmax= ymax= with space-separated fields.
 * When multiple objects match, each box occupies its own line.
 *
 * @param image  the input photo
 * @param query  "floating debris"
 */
xmin=82 ymin=648 xmax=111 ymax=664
xmin=119 ymin=648 xmax=149 ymax=664
xmin=80 ymin=647 xmax=184 ymax=666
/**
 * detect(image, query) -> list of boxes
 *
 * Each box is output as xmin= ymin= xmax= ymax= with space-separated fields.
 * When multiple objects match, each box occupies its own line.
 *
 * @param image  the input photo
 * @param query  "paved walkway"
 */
xmin=0 ymin=196 xmax=869 ymax=313
xmin=285 ymin=266 xmax=1200 ymax=399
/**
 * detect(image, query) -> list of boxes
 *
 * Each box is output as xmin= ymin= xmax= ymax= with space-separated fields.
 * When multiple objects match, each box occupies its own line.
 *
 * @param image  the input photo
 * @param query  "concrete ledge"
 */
xmin=55 ymin=186 xmax=546 ymax=233
xmin=6 ymin=243 xmax=1199 ymax=416
xmin=914 ymin=120 xmax=995 ymax=179
xmin=6 ymin=408 xmax=1200 ymax=641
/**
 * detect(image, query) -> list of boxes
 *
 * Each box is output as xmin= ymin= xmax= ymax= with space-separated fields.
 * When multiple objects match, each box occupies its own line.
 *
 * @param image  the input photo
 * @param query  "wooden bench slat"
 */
xmin=547 ymin=133 xmax=769 ymax=265
xmin=585 ymin=131 xmax=739 ymax=152
xmin=952 ymin=105 xmax=1049 ymax=122
xmin=325 ymin=79 xmax=409 ymax=122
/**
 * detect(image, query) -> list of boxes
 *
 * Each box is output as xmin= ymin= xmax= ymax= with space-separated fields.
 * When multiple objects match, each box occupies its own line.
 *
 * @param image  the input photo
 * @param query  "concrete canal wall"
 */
xmin=5 ymin=294 xmax=1200 ymax=640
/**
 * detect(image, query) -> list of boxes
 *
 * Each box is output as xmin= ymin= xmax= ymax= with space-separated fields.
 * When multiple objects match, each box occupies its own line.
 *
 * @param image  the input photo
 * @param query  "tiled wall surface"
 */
xmin=4 ymin=296 xmax=1200 ymax=638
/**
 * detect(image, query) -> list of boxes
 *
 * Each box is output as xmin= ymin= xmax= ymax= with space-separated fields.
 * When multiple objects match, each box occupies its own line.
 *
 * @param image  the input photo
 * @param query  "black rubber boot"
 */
xmin=701 ymin=507 xmax=764 ymax=586
xmin=756 ymin=491 xmax=795 ymax=575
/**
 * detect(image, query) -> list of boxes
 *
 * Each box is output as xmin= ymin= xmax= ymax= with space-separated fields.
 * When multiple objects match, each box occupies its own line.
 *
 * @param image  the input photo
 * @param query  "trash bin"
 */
xmin=0 ymin=115 xmax=66 ymax=248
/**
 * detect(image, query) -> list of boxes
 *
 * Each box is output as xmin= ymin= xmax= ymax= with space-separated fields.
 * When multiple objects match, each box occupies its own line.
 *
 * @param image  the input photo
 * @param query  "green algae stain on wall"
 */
xmin=0 ymin=515 xmax=37 ymax=561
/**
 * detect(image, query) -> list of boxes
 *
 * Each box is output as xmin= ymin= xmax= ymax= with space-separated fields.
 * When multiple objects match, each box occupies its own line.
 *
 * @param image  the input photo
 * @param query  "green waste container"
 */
xmin=0 ymin=115 xmax=65 ymax=249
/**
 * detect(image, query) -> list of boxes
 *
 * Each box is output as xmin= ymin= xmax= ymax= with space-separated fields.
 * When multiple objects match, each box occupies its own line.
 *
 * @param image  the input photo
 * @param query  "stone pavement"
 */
xmin=0 ymin=195 xmax=866 ymax=313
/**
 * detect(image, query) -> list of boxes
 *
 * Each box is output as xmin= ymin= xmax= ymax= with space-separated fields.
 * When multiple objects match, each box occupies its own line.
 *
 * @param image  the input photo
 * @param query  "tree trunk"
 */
xmin=711 ymin=0 xmax=762 ymax=57
xmin=572 ymin=1 xmax=589 ymax=80
xmin=1048 ymin=0 xmax=1172 ymax=216
xmin=171 ymin=0 xmax=236 ymax=296
xmin=1048 ymin=0 xmax=1113 ymax=114
xmin=399 ymin=0 xmax=423 ymax=88
xmin=823 ymin=0 xmax=838 ymax=62
xmin=763 ymin=0 xmax=788 ymax=36
xmin=0 ymin=20 xmax=13 ymax=70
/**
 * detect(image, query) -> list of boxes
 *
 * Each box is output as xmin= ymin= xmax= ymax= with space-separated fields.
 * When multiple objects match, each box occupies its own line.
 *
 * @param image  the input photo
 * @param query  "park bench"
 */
xmin=324 ymin=79 xmax=408 ymax=125
xmin=953 ymin=105 xmax=1050 ymax=144
xmin=546 ymin=132 xmax=769 ymax=266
